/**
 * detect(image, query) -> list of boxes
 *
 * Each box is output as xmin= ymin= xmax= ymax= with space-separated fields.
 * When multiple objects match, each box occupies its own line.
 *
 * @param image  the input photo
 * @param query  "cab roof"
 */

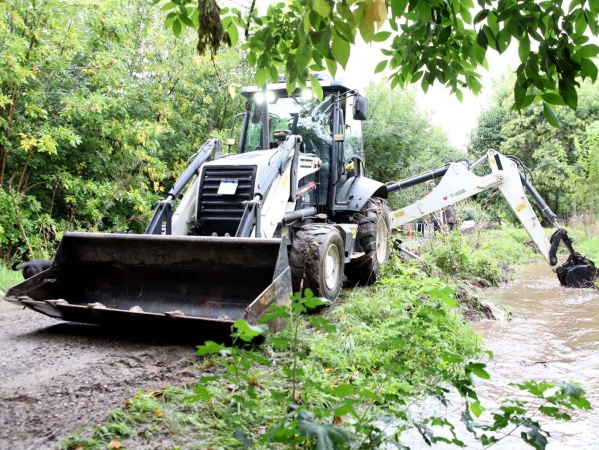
xmin=241 ymin=76 xmax=354 ymax=98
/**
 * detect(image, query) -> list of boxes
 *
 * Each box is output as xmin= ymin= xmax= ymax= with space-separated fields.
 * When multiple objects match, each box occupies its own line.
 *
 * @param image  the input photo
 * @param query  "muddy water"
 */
xmin=399 ymin=262 xmax=599 ymax=449
xmin=471 ymin=262 xmax=599 ymax=448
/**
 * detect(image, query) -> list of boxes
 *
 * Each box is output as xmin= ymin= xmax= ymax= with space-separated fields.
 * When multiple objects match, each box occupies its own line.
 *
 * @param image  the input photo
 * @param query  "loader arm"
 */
xmin=387 ymin=150 xmax=597 ymax=288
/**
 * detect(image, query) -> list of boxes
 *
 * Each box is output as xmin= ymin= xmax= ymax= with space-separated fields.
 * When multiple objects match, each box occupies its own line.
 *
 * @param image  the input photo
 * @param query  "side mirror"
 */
xmin=353 ymin=95 xmax=368 ymax=121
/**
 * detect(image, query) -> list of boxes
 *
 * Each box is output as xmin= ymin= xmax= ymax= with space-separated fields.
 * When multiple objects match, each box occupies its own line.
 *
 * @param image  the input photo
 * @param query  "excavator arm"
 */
xmin=386 ymin=150 xmax=597 ymax=288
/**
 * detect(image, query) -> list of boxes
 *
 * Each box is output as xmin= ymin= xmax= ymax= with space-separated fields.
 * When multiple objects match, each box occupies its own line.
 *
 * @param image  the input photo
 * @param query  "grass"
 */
xmin=0 ymin=263 xmax=23 ymax=297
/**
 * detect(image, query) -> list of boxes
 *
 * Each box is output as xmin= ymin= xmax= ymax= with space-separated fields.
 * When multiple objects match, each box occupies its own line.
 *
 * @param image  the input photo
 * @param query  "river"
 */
xmin=401 ymin=262 xmax=599 ymax=449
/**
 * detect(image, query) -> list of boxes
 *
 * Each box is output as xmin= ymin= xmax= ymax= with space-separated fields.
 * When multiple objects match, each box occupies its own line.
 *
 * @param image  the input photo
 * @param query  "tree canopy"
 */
xmin=469 ymin=77 xmax=599 ymax=219
xmin=0 ymin=0 xmax=251 ymax=260
xmin=156 ymin=0 xmax=599 ymax=121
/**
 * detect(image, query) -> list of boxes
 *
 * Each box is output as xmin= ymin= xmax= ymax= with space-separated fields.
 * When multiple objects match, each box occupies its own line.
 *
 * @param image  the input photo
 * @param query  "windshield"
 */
xmin=244 ymin=94 xmax=334 ymax=153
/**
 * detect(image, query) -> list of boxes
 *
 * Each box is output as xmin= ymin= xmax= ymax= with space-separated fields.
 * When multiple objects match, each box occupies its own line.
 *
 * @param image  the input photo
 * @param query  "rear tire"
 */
xmin=345 ymin=198 xmax=391 ymax=285
xmin=290 ymin=225 xmax=345 ymax=303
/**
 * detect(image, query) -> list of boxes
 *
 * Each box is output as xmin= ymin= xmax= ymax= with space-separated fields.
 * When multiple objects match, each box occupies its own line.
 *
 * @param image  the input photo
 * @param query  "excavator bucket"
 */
xmin=5 ymin=232 xmax=292 ymax=340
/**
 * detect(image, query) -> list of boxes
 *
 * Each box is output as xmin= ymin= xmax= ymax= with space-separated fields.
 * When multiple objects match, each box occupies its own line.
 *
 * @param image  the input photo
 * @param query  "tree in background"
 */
xmin=570 ymin=122 xmax=599 ymax=230
xmin=469 ymin=77 xmax=599 ymax=221
xmin=364 ymin=81 xmax=459 ymax=208
xmin=0 ymin=0 xmax=251 ymax=261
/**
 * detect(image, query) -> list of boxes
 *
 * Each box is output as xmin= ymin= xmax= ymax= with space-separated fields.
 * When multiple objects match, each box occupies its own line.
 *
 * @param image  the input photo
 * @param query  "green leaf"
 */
xmin=331 ymin=33 xmax=350 ymax=68
xmin=297 ymin=418 xmax=352 ymax=449
xmin=325 ymin=58 xmax=337 ymax=78
xmin=519 ymin=418 xmax=548 ymax=450
xmin=255 ymin=67 xmax=268 ymax=87
xmin=442 ymin=351 xmax=464 ymax=363
xmin=179 ymin=13 xmax=194 ymax=27
xmin=543 ymin=102 xmax=560 ymax=127
xmin=373 ymin=31 xmax=392 ymax=42
xmin=233 ymin=319 xmax=268 ymax=342
xmin=164 ymin=11 xmax=177 ymax=29
xmin=541 ymin=93 xmax=565 ymax=105
xmin=172 ymin=18 xmax=182 ymax=37
xmin=227 ymin=21 xmax=239 ymax=47
xmin=467 ymin=362 xmax=490 ymax=379
xmin=470 ymin=400 xmax=485 ymax=417
xmin=313 ymin=0 xmax=331 ymax=18
xmin=233 ymin=428 xmax=255 ymax=447
xmin=161 ymin=2 xmax=177 ymax=10
xmin=539 ymin=406 xmax=571 ymax=420
xmin=331 ymin=384 xmax=357 ymax=396
xmin=374 ymin=59 xmax=387 ymax=74
xmin=578 ymin=44 xmax=599 ymax=58
xmin=333 ymin=400 xmax=356 ymax=416
xmin=307 ymin=75 xmax=322 ymax=102
xmin=196 ymin=341 xmax=229 ymax=356
xmin=390 ymin=0 xmax=408 ymax=16
xmin=580 ymin=58 xmax=598 ymax=82
xmin=518 ymin=37 xmax=530 ymax=63
xmin=182 ymin=384 xmax=212 ymax=402
xmin=310 ymin=316 xmax=336 ymax=332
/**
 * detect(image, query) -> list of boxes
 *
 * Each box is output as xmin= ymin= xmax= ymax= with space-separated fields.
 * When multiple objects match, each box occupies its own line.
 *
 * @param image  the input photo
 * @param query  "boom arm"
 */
xmin=387 ymin=150 xmax=597 ymax=287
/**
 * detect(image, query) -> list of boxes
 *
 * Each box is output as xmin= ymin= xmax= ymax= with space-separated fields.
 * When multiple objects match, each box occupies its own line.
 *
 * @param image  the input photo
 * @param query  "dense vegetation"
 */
xmin=0 ymin=0 xmax=251 ymax=261
xmin=469 ymin=77 xmax=599 ymax=222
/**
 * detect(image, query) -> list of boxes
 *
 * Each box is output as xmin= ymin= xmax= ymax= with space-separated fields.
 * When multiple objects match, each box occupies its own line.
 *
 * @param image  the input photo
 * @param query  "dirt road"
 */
xmin=0 ymin=300 xmax=200 ymax=449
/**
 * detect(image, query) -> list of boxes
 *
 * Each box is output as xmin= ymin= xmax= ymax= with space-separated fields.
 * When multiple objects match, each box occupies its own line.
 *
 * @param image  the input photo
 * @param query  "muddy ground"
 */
xmin=0 ymin=300 xmax=202 ymax=450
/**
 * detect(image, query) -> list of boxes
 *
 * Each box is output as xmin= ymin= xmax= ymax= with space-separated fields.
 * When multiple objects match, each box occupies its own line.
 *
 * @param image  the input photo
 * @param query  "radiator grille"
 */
xmin=196 ymin=166 xmax=257 ymax=236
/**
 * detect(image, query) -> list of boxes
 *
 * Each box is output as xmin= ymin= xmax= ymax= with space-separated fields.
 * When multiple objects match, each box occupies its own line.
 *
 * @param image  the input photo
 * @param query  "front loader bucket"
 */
xmin=5 ymin=232 xmax=292 ymax=340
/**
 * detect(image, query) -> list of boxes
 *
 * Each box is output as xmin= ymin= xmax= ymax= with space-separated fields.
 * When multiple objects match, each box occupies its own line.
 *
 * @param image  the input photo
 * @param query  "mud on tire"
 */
xmin=290 ymin=224 xmax=344 ymax=303
xmin=345 ymin=197 xmax=391 ymax=285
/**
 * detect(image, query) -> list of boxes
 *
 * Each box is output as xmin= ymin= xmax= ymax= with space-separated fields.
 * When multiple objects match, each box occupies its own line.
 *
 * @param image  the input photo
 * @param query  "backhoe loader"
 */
xmin=6 ymin=75 xmax=597 ymax=338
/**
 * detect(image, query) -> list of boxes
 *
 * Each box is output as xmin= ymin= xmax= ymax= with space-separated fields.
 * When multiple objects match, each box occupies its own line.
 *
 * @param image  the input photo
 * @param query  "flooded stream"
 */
xmin=400 ymin=262 xmax=599 ymax=449
xmin=470 ymin=262 xmax=599 ymax=449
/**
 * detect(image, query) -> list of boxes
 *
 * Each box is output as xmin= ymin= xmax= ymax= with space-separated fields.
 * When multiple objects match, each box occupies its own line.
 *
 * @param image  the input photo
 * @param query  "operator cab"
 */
xmin=227 ymin=76 xmax=368 ymax=209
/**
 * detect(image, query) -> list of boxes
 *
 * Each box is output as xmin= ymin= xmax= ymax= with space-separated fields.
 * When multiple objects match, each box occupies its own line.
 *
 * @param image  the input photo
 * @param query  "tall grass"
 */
xmin=0 ymin=264 xmax=22 ymax=297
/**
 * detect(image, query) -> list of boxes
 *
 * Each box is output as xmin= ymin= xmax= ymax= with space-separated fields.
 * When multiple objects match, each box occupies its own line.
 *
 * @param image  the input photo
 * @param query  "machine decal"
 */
xmin=442 ymin=188 xmax=467 ymax=202
xmin=394 ymin=210 xmax=405 ymax=218
xmin=217 ymin=179 xmax=238 ymax=195
xmin=515 ymin=203 xmax=527 ymax=212
xmin=300 ymin=158 xmax=314 ymax=168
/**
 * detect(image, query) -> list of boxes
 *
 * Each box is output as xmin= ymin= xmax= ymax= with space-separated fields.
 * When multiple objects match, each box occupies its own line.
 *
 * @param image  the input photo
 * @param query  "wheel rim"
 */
xmin=375 ymin=218 xmax=388 ymax=264
xmin=324 ymin=244 xmax=341 ymax=290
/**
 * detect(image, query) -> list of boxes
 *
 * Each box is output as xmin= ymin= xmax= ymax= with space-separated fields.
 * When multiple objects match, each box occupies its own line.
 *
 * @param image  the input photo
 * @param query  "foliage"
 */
xmin=155 ymin=0 xmax=598 ymax=122
xmin=0 ymin=262 xmax=23 ymax=295
xmin=570 ymin=121 xmax=599 ymax=223
xmin=414 ymin=225 xmax=543 ymax=287
xmin=363 ymin=82 xmax=458 ymax=179
xmin=0 ymin=0 xmax=252 ymax=261
xmin=417 ymin=230 xmax=504 ymax=286
xmin=468 ymin=78 xmax=599 ymax=219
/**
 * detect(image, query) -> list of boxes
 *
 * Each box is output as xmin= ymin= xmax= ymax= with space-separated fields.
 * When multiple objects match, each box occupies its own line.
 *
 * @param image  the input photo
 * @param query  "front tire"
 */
xmin=345 ymin=198 xmax=391 ymax=285
xmin=290 ymin=225 xmax=345 ymax=303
